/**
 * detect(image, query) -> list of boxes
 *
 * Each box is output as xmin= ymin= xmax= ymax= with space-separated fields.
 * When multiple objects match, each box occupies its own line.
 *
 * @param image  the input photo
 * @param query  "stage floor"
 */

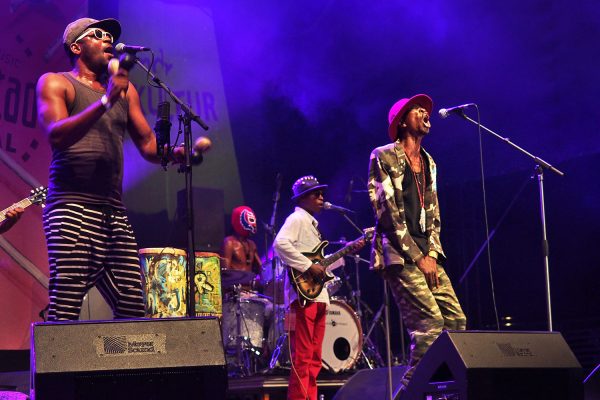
xmin=0 ymin=368 xmax=352 ymax=400
xmin=227 ymin=370 xmax=351 ymax=399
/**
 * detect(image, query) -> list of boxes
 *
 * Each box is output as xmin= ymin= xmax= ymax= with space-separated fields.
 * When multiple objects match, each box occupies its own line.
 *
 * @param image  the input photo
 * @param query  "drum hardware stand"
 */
xmin=360 ymin=294 xmax=388 ymax=369
xmin=268 ymin=331 xmax=288 ymax=370
xmin=230 ymin=285 xmax=261 ymax=377
xmin=335 ymin=195 xmax=403 ymax=384
xmin=130 ymin=55 xmax=210 ymax=319
xmin=398 ymin=309 xmax=408 ymax=365
xmin=340 ymin=254 xmax=386 ymax=369
xmin=262 ymin=173 xmax=292 ymax=373
xmin=383 ymin=281 xmax=394 ymax=400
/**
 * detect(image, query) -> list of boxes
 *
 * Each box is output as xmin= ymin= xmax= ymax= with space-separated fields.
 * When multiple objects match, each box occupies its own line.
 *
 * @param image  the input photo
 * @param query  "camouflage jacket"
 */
xmin=367 ymin=141 xmax=445 ymax=270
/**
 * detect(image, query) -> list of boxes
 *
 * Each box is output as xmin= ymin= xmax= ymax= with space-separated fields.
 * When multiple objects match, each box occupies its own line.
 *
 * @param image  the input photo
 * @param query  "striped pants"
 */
xmin=43 ymin=203 xmax=145 ymax=321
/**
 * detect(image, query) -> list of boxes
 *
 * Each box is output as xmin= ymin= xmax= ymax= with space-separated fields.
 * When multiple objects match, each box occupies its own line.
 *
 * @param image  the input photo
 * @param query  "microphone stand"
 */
xmin=269 ymin=174 xmax=282 ymax=309
xmin=383 ymin=280 xmax=394 ymax=400
xmin=456 ymin=110 xmax=564 ymax=331
xmin=264 ymin=174 xmax=284 ymax=368
xmin=132 ymin=57 xmax=209 ymax=318
xmin=339 ymin=211 xmax=364 ymax=237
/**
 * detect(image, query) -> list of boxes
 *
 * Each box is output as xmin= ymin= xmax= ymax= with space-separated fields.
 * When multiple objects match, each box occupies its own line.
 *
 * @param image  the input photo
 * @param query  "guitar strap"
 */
xmin=312 ymin=220 xmax=322 ymax=240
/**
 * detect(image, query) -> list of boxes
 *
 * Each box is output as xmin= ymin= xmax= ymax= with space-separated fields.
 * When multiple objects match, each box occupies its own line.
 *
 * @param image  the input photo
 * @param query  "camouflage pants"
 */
xmin=382 ymin=263 xmax=466 ymax=387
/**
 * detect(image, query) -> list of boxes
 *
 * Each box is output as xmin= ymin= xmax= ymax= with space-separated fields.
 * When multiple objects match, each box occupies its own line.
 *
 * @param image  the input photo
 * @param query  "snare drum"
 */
xmin=321 ymin=299 xmax=363 ymax=373
xmin=194 ymin=252 xmax=222 ymax=317
xmin=139 ymin=247 xmax=187 ymax=318
xmin=324 ymin=275 xmax=343 ymax=297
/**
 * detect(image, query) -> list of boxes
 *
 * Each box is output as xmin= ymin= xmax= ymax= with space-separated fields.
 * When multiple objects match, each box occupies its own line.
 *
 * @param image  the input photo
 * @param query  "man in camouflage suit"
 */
xmin=367 ymin=94 xmax=466 ymax=392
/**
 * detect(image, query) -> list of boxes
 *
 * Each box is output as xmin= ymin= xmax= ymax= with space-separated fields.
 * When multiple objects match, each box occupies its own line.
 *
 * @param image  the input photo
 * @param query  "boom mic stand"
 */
xmin=268 ymin=173 xmax=282 ymax=309
xmin=333 ymin=208 xmax=395 ymax=398
xmin=454 ymin=109 xmax=564 ymax=331
xmin=263 ymin=173 xmax=287 ymax=370
xmin=130 ymin=54 xmax=209 ymax=318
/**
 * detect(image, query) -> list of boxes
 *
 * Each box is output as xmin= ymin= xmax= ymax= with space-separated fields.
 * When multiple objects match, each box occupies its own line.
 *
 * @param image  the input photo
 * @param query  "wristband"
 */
xmin=100 ymin=94 xmax=111 ymax=110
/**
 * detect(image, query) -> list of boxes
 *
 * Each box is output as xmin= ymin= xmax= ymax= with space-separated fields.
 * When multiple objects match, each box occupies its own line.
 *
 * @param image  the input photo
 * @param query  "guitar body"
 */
xmin=285 ymin=227 xmax=373 ymax=305
xmin=288 ymin=241 xmax=335 ymax=302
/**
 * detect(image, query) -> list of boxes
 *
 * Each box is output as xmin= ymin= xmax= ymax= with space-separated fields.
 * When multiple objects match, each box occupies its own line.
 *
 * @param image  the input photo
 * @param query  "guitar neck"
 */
xmin=321 ymin=238 xmax=362 ymax=268
xmin=0 ymin=198 xmax=33 ymax=223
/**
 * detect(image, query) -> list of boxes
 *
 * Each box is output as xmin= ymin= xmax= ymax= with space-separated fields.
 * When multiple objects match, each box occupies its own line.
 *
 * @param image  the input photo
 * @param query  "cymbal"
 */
xmin=221 ymin=269 xmax=255 ymax=288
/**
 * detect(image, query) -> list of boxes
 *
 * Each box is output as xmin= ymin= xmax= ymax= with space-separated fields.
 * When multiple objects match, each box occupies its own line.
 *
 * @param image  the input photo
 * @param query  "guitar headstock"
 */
xmin=346 ymin=227 xmax=375 ymax=251
xmin=29 ymin=186 xmax=48 ymax=207
xmin=363 ymin=227 xmax=375 ymax=241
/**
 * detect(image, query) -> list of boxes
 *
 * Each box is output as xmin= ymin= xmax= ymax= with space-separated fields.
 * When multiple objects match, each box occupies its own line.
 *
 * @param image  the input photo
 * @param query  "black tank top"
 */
xmin=402 ymin=153 xmax=430 ymax=255
xmin=46 ymin=72 xmax=128 ymax=210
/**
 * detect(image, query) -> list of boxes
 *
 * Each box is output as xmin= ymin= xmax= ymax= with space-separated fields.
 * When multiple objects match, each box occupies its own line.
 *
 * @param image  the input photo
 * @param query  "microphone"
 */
xmin=154 ymin=101 xmax=171 ymax=160
xmin=191 ymin=136 xmax=212 ymax=165
xmin=115 ymin=43 xmax=151 ymax=53
xmin=107 ymin=58 xmax=119 ymax=76
xmin=118 ymin=52 xmax=136 ymax=71
xmin=323 ymin=202 xmax=355 ymax=214
xmin=438 ymin=103 xmax=476 ymax=119
xmin=107 ymin=58 xmax=125 ymax=99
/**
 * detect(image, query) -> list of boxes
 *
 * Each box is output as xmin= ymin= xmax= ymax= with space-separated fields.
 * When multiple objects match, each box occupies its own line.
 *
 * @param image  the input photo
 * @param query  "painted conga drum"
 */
xmin=194 ymin=252 xmax=222 ymax=317
xmin=139 ymin=247 xmax=187 ymax=318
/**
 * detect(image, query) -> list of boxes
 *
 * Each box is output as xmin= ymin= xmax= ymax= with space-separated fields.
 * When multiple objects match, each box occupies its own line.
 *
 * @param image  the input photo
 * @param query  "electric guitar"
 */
xmin=288 ymin=227 xmax=374 ymax=303
xmin=0 ymin=186 xmax=47 ymax=224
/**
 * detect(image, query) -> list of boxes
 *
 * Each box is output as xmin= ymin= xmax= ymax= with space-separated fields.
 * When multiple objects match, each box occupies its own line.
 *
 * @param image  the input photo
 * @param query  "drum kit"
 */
xmin=137 ymin=245 xmax=387 ymax=378
xmin=219 ymin=251 xmax=386 ymax=377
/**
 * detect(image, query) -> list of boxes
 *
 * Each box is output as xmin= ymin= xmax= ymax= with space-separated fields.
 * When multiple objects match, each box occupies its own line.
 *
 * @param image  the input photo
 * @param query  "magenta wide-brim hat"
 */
xmin=387 ymin=94 xmax=433 ymax=141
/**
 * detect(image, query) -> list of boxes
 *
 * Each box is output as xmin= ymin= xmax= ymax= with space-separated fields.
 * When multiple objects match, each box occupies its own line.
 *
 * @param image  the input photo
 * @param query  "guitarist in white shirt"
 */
xmin=0 ymin=207 xmax=24 ymax=234
xmin=274 ymin=175 xmax=344 ymax=400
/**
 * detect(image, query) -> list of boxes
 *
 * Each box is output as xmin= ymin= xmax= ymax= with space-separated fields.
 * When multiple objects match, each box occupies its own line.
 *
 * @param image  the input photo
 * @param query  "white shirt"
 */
xmin=274 ymin=207 xmax=343 ymax=306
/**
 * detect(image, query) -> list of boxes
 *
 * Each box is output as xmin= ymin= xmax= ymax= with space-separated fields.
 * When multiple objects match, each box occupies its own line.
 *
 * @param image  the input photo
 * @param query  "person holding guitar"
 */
xmin=368 ymin=94 xmax=467 ymax=395
xmin=274 ymin=175 xmax=347 ymax=400
xmin=0 ymin=187 xmax=47 ymax=234
xmin=0 ymin=207 xmax=24 ymax=234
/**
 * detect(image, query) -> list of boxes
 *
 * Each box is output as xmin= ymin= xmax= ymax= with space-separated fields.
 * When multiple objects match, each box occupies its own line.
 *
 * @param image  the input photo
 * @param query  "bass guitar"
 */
xmin=288 ymin=227 xmax=374 ymax=304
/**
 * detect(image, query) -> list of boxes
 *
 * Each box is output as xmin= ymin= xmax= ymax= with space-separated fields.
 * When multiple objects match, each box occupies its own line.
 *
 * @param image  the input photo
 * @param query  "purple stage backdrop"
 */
xmin=0 ymin=0 xmax=598 ymax=370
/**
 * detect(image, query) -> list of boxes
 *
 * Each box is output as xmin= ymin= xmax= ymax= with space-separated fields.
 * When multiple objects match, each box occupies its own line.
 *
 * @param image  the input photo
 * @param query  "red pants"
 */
xmin=288 ymin=300 xmax=327 ymax=400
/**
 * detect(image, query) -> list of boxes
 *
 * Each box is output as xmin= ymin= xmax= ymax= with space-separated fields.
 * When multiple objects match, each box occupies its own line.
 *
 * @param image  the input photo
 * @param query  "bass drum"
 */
xmin=321 ymin=298 xmax=363 ymax=373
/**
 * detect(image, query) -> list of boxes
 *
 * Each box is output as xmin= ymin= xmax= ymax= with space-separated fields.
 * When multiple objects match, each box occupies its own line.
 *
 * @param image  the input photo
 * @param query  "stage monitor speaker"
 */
xmin=31 ymin=317 xmax=226 ymax=400
xmin=402 ymin=330 xmax=583 ymax=400
xmin=585 ymin=364 xmax=600 ymax=400
xmin=333 ymin=366 xmax=408 ymax=400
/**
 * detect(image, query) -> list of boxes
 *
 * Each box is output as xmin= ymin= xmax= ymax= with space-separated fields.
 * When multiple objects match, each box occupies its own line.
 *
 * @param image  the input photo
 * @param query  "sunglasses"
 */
xmin=74 ymin=28 xmax=114 ymax=44
xmin=311 ymin=190 xmax=324 ymax=198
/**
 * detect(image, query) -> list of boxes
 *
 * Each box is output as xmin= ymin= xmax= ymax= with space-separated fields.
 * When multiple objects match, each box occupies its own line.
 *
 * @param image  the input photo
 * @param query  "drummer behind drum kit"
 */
xmin=136 ymin=246 xmax=385 ymax=377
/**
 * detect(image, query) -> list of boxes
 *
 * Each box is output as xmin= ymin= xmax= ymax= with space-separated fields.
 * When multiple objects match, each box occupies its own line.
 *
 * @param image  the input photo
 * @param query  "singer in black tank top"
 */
xmin=36 ymin=17 xmax=187 ymax=321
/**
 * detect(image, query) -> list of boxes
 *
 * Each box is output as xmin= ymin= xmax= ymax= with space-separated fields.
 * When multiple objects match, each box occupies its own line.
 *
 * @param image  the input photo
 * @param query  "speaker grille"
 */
xmin=33 ymin=318 xmax=224 ymax=373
